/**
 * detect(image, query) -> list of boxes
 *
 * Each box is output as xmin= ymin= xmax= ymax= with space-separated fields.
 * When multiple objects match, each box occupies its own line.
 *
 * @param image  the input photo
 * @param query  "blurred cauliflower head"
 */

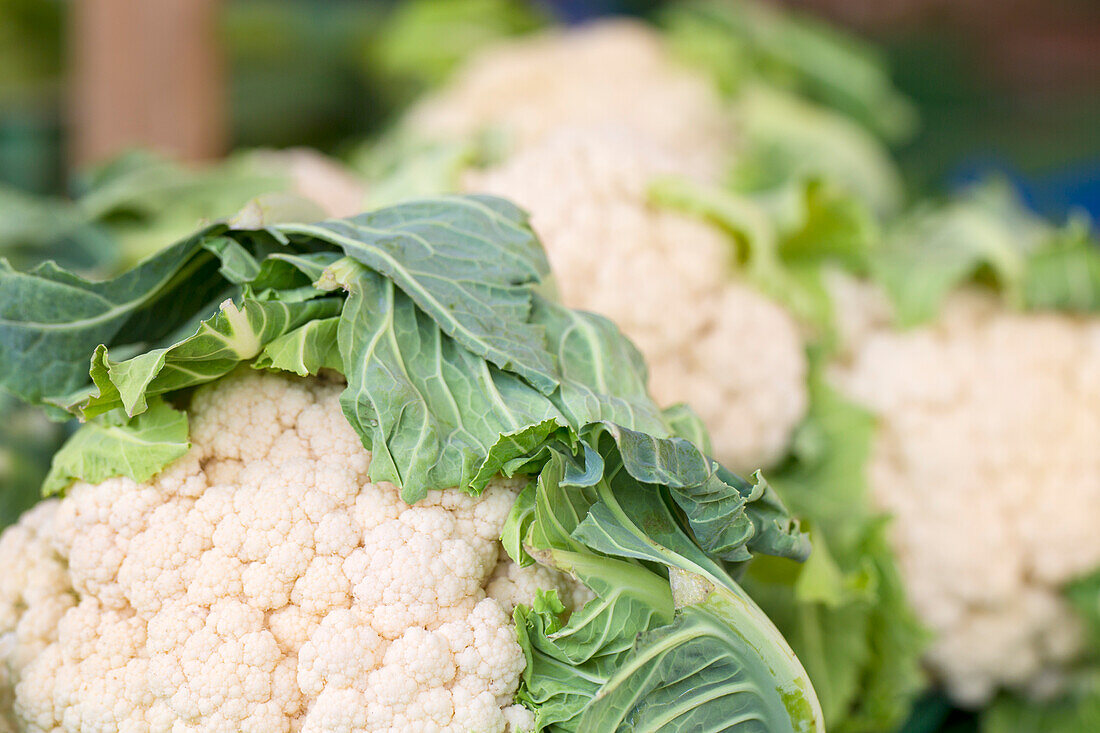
xmin=830 ymin=283 xmax=1100 ymax=706
xmin=247 ymin=148 xmax=367 ymax=219
xmin=0 ymin=370 xmax=578 ymax=733
xmin=465 ymin=127 xmax=808 ymax=473
xmin=407 ymin=19 xmax=734 ymax=180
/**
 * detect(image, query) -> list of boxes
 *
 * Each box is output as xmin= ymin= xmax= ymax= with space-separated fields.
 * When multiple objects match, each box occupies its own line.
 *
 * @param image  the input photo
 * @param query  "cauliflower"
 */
xmin=463 ymin=127 xmax=807 ymax=472
xmin=829 ymin=281 xmax=1100 ymax=706
xmin=405 ymin=19 xmax=734 ymax=181
xmin=0 ymin=371 xmax=564 ymax=733
xmin=394 ymin=21 xmax=809 ymax=473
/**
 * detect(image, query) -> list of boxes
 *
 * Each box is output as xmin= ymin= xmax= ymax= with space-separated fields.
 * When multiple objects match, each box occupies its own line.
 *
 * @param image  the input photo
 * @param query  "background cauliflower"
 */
xmin=405 ymin=20 xmax=734 ymax=181
xmin=374 ymin=20 xmax=810 ymax=476
xmin=830 ymin=282 xmax=1100 ymax=706
xmin=0 ymin=370 xmax=566 ymax=733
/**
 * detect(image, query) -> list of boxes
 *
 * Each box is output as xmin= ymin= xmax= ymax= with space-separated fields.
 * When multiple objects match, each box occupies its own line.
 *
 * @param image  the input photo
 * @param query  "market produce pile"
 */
xmin=0 ymin=195 xmax=823 ymax=731
xmin=1 ymin=0 xmax=1099 ymax=731
xmin=349 ymin=2 xmax=1100 ymax=731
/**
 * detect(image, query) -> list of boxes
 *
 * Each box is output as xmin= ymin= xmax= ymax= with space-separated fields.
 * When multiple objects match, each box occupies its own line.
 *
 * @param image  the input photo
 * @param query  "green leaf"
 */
xmin=647 ymin=176 xmax=858 ymax=337
xmin=743 ymin=364 xmax=926 ymax=732
xmin=649 ymin=175 xmax=782 ymax=285
xmin=278 ymin=195 xmax=558 ymax=394
xmin=865 ymin=181 xmax=1091 ymax=325
xmin=67 ymin=296 xmax=344 ymax=418
xmin=368 ymin=0 xmax=547 ymax=93
xmin=253 ymin=317 xmax=343 ymax=376
xmin=0 ymin=231 xmax=226 ymax=405
xmin=0 ymin=393 xmax=68 ymax=529
xmin=793 ymin=529 xmax=846 ymax=609
xmin=541 ymin=303 xmax=667 ymax=434
xmin=981 ymin=685 xmax=1100 ymax=733
xmin=332 ymin=256 xmax=698 ymax=502
xmin=661 ymin=403 xmax=713 ymax=456
xmin=0 ymin=185 xmax=118 ymax=276
xmin=41 ymin=398 xmax=189 ymax=495
xmin=249 ymin=252 xmax=343 ymax=295
xmin=1022 ymin=219 xmax=1100 ymax=313
xmin=733 ymin=85 xmax=904 ymax=216
xmin=202 ymin=236 xmax=263 ymax=284
xmin=778 ymin=179 xmax=878 ymax=272
xmin=581 ymin=423 xmax=761 ymax=566
xmin=871 ymin=200 xmax=1027 ymax=327
xmin=361 ymin=138 xmax=483 ymax=210
xmin=579 ymin=592 xmax=819 ymax=733
xmin=334 ymin=263 xmax=567 ymax=502
xmin=660 ymin=0 xmax=916 ymax=142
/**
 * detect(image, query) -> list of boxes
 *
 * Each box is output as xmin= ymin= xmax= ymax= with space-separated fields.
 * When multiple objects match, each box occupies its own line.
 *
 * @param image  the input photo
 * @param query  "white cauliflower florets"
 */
xmin=0 ymin=370 xmax=572 ymax=732
xmin=407 ymin=19 xmax=734 ymax=182
xmin=464 ymin=127 xmax=808 ymax=472
xmin=830 ymin=282 xmax=1100 ymax=706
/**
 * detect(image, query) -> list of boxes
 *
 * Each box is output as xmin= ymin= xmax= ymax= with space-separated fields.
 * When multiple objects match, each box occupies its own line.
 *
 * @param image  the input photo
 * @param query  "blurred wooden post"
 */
xmin=71 ymin=0 xmax=225 ymax=166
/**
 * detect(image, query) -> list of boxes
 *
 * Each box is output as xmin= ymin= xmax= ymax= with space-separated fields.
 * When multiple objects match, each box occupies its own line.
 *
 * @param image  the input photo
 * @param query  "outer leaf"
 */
xmin=734 ymin=86 xmax=904 ymax=216
xmin=661 ymin=0 xmax=916 ymax=142
xmin=0 ymin=394 xmax=68 ymax=529
xmin=583 ymin=423 xmax=809 ymax=565
xmin=661 ymin=402 xmax=713 ymax=456
xmin=278 ymin=195 xmax=559 ymax=393
xmin=41 ymin=398 xmax=189 ymax=495
xmin=334 ymin=263 xmax=566 ymax=502
xmin=743 ymin=365 xmax=926 ymax=731
xmin=253 ymin=317 xmax=343 ymax=376
xmin=518 ymin=451 xmax=822 ymax=733
xmin=333 ymin=264 xmax=693 ymax=501
xmin=0 ymin=232 xmax=224 ymax=405
xmin=579 ymin=591 xmax=819 ymax=733
xmin=0 ymin=185 xmax=118 ymax=275
xmin=871 ymin=202 xmax=1025 ymax=327
xmin=981 ymin=686 xmax=1100 ymax=733
xmin=69 ymin=296 xmax=343 ymax=418
xmin=540 ymin=300 xmax=668 ymax=436
xmin=1022 ymin=220 xmax=1100 ymax=313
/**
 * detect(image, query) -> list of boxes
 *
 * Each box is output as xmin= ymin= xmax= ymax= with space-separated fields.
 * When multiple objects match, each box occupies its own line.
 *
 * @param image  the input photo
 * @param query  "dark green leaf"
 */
xmin=279 ymin=195 xmax=558 ymax=393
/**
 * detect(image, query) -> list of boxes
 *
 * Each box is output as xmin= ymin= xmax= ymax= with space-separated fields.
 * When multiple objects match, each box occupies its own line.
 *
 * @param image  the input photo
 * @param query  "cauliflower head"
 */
xmin=406 ymin=19 xmax=734 ymax=181
xmin=830 ymin=280 xmax=1100 ymax=706
xmin=463 ymin=126 xmax=807 ymax=473
xmin=0 ymin=370 xmax=574 ymax=733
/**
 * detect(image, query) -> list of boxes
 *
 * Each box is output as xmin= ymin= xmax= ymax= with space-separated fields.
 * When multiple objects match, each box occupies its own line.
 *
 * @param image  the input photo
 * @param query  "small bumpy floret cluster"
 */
xmin=0 ymin=371 xmax=575 ymax=732
xmin=464 ymin=127 xmax=807 ymax=473
xmin=829 ymin=278 xmax=1100 ymax=705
